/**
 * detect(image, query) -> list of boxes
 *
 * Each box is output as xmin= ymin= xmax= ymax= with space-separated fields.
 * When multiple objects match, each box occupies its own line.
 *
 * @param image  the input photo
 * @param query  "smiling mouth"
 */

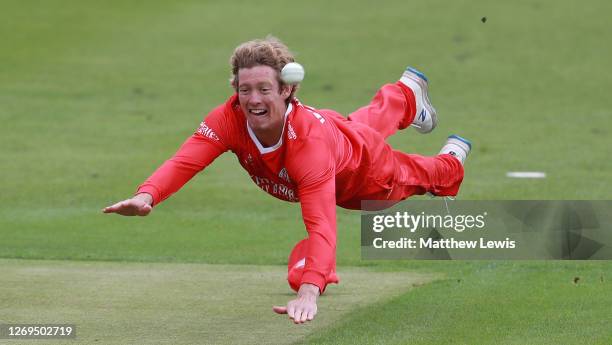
xmin=249 ymin=109 xmax=268 ymax=116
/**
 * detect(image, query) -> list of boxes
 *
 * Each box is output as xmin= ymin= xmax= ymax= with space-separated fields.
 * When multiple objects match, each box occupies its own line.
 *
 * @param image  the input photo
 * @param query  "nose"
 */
xmin=247 ymin=91 xmax=263 ymax=105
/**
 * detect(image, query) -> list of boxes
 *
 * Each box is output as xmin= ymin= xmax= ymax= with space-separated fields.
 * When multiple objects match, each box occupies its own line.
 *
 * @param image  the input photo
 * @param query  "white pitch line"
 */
xmin=506 ymin=171 xmax=546 ymax=178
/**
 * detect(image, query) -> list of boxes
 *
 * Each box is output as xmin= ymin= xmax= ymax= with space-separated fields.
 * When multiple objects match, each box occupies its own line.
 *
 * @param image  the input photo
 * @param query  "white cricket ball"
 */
xmin=281 ymin=62 xmax=305 ymax=84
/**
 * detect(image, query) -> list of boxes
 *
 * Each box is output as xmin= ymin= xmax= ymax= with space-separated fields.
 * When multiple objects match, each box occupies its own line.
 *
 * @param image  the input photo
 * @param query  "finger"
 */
xmin=137 ymin=204 xmax=152 ymax=216
xmin=287 ymin=305 xmax=296 ymax=320
xmin=293 ymin=309 xmax=303 ymax=324
xmin=102 ymin=201 xmax=124 ymax=213
xmin=103 ymin=203 xmax=120 ymax=212
xmin=299 ymin=309 xmax=309 ymax=323
xmin=113 ymin=203 xmax=130 ymax=214
xmin=306 ymin=310 xmax=315 ymax=321
xmin=272 ymin=306 xmax=287 ymax=314
xmin=105 ymin=201 xmax=139 ymax=216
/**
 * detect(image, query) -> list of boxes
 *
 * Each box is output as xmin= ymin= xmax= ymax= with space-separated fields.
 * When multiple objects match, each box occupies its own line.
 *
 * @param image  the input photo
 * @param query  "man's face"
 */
xmin=237 ymin=65 xmax=291 ymax=137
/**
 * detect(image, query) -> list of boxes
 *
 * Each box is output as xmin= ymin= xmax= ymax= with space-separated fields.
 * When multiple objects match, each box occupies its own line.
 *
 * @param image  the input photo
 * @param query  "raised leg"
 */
xmin=347 ymin=82 xmax=417 ymax=139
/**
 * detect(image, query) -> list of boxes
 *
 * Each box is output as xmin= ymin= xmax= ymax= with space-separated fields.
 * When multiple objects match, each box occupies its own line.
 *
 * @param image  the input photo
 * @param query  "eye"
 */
xmin=239 ymin=88 xmax=249 ymax=95
xmin=261 ymin=88 xmax=271 ymax=94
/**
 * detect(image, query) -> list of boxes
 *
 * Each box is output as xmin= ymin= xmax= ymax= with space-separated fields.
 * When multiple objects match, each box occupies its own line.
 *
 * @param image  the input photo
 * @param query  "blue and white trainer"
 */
xmin=399 ymin=67 xmax=438 ymax=134
xmin=440 ymin=135 xmax=472 ymax=165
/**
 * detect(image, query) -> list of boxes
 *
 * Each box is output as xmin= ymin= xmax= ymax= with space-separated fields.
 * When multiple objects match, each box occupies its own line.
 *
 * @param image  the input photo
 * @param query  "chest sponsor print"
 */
xmin=250 ymin=174 xmax=298 ymax=202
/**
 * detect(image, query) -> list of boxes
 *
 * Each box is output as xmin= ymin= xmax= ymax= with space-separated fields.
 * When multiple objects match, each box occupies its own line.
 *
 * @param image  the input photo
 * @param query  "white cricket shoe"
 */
xmin=440 ymin=135 xmax=472 ymax=165
xmin=399 ymin=67 xmax=438 ymax=134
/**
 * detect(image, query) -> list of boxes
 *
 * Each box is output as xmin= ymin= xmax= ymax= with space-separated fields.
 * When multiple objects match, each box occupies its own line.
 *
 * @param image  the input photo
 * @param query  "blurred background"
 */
xmin=1 ymin=0 xmax=610 ymax=263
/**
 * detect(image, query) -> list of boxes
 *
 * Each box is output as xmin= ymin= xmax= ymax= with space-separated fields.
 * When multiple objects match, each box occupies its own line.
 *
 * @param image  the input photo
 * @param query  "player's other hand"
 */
xmin=273 ymin=283 xmax=319 ymax=324
xmin=102 ymin=193 xmax=153 ymax=216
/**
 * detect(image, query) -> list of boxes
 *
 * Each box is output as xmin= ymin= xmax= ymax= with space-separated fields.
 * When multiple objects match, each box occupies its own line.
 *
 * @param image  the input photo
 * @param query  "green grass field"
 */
xmin=1 ymin=0 xmax=611 ymax=344
xmin=1 ymin=259 xmax=435 ymax=345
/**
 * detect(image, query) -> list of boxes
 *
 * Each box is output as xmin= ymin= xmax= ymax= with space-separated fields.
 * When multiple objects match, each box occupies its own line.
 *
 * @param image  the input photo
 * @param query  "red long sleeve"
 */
xmin=137 ymin=134 xmax=226 ymax=205
xmin=137 ymin=104 xmax=230 ymax=205
xmin=286 ymin=136 xmax=337 ymax=291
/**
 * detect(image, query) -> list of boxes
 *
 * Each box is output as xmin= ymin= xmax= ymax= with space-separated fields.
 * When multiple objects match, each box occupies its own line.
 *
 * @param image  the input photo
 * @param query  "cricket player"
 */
xmin=103 ymin=36 xmax=471 ymax=324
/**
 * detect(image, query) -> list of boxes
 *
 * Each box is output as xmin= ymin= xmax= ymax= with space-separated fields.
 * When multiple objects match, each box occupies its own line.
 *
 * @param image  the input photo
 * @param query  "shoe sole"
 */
xmin=405 ymin=67 xmax=438 ymax=133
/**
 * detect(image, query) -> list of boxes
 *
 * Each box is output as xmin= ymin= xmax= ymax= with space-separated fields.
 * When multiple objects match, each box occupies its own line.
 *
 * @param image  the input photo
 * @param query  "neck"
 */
xmin=253 ymin=127 xmax=283 ymax=148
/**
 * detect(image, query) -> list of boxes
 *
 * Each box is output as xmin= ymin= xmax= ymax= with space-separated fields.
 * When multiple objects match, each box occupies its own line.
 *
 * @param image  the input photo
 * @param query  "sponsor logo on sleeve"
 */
xmin=196 ymin=121 xmax=220 ymax=141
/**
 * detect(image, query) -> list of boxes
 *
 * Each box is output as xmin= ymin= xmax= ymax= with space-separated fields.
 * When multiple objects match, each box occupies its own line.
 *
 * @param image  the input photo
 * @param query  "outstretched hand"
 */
xmin=273 ymin=283 xmax=320 ymax=324
xmin=102 ymin=193 xmax=153 ymax=216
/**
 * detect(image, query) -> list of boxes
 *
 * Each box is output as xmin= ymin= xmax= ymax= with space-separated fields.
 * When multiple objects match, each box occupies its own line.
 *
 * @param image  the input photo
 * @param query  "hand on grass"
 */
xmin=273 ymin=283 xmax=319 ymax=324
xmin=102 ymin=193 xmax=153 ymax=216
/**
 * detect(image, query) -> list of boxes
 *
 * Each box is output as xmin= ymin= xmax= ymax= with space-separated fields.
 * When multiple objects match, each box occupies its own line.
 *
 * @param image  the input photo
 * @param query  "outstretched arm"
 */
xmin=274 ymin=136 xmax=337 ymax=324
xmin=135 ymin=133 xmax=226 ymax=206
xmin=104 ymin=108 xmax=230 ymax=215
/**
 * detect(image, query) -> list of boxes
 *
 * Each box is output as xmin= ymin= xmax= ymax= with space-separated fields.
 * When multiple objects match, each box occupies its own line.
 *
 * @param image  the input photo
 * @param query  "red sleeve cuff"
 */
xmin=136 ymin=185 xmax=161 ymax=206
xmin=301 ymin=270 xmax=327 ymax=293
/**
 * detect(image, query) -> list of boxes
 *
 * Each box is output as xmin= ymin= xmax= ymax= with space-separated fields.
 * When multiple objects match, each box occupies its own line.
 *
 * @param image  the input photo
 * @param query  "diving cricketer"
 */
xmin=103 ymin=36 xmax=471 ymax=324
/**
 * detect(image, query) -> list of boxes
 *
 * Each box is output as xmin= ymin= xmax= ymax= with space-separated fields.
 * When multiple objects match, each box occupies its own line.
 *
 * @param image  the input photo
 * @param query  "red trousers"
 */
xmin=340 ymin=82 xmax=464 ymax=209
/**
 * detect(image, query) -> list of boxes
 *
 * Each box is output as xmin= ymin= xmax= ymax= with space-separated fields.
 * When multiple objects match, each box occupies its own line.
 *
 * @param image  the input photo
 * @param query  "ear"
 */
xmin=230 ymin=76 xmax=239 ymax=93
xmin=280 ymin=84 xmax=292 ymax=100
